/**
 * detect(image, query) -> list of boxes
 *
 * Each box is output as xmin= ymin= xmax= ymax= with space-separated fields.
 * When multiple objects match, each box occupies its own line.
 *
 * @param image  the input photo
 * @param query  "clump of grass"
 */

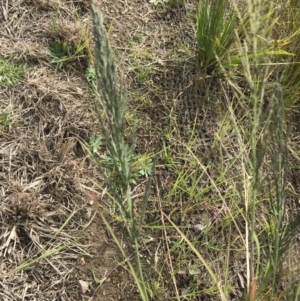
xmin=219 ymin=1 xmax=300 ymax=300
xmin=153 ymin=1 xmax=300 ymax=300
xmin=48 ymin=7 xmax=92 ymax=69
xmin=196 ymin=0 xmax=238 ymax=73
xmin=0 ymin=57 xmax=24 ymax=87
xmin=90 ymin=3 xmax=152 ymax=301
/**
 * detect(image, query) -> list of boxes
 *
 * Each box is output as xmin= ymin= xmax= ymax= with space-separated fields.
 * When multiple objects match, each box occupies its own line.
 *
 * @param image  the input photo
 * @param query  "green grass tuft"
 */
xmin=196 ymin=0 xmax=238 ymax=73
xmin=0 ymin=57 xmax=24 ymax=87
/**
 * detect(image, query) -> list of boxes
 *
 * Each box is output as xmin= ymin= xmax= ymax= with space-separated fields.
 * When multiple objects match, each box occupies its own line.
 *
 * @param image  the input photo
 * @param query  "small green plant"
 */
xmin=89 ymin=135 xmax=104 ymax=154
xmin=0 ymin=57 xmax=24 ymax=87
xmin=196 ymin=0 xmax=238 ymax=72
xmin=48 ymin=37 xmax=90 ymax=68
xmin=100 ymin=147 xmax=152 ymax=184
xmin=49 ymin=39 xmax=72 ymax=68
xmin=48 ymin=8 xmax=92 ymax=68
xmin=89 ymin=135 xmax=152 ymax=183
xmin=85 ymin=65 xmax=97 ymax=83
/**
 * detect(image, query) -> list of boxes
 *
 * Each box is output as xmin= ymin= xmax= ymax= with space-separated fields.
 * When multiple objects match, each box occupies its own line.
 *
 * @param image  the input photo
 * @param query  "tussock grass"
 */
xmin=48 ymin=7 xmax=93 ymax=69
xmin=196 ymin=0 xmax=238 ymax=72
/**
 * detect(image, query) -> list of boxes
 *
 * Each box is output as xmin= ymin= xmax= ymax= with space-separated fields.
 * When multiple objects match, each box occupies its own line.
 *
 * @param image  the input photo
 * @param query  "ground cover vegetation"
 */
xmin=0 ymin=0 xmax=300 ymax=300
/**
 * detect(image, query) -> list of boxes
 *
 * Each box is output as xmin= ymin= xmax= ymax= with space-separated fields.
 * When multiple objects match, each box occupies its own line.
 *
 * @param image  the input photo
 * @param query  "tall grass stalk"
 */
xmin=233 ymin=2 xmax=269 ymax=297
xmin=91 ymin=3 xmax=150 ymax=301
xmin=265 ymin=81 xmax=287 ymax=293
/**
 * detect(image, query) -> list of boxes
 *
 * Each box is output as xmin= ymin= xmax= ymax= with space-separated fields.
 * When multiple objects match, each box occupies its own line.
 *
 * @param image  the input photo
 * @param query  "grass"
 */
xmin=86 ymin=0 xmax=300 ymax=300
xmin=48 ymin=7 xmax=93 ymax=69
xmin=196 ymin=0 xmax=238 ymax=72
xmin=279 ymin=0 xmax=300 ymax=109
xmin=0 ymin=57 xmax=24 ymax=86
xmin=89 ymin=3 xmax=152 ymax=300
xmin=2 ymin=0 xmax=300 ymax=300
xmin=0 ymin=111 xmax=11 ymax=127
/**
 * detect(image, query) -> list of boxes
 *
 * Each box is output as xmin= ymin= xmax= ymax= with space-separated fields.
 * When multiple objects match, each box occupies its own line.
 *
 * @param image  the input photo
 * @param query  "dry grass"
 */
xmin=0 ymin=1 xmax=99 ymax=300
xmin=0 ymin=1 xmax=153 ymax=300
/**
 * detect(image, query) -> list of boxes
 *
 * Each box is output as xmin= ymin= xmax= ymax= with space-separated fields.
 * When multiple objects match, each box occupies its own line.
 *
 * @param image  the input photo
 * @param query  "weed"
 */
xmin=98 ymin=144 xmax=152 ymax=184
xmin=0 ymin=57 xmax=24 ymax=87
xmin=49 ymin=39 xmax=72 ymax=68
xmin=91 ymin=3 xmax=152 ymax=301
xmin=48 ymin=8 xmax=92 ymax=68
xmin=85 ymin=64 xmax=97 ymax=83
xmin=89 ymin=135 xmax=104 ymax=154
